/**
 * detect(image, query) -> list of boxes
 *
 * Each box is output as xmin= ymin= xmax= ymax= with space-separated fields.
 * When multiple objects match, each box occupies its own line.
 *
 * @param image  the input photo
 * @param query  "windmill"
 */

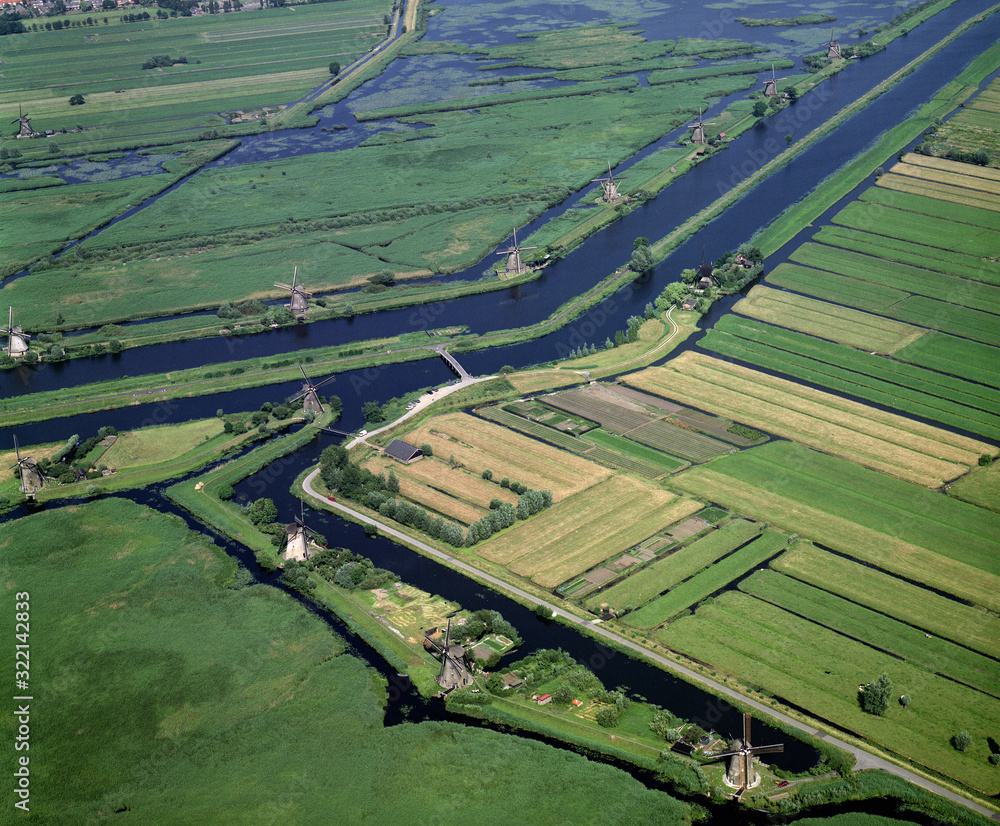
xmin=10 ymin=437 xmax=45 ymax=500
xmin=11 ymin=105 xmax=34 ymax=138
xmin=425 ymin=619 xmax=473 ymax=690
xmin=687 ymin=107 xmax=716 ymax=145
xmin=2 ymin=307 xmax=30 ymax=357
xmin=496 ymin=227 xmax=536 ymax=275
xmin=274 ymin=266 xmax=312 ymax=319
xmin=283 ymin=500 xmax=318 ymax=561
xmin=288 ymin=366 xmax=337 ymax=416
xmin=827 ymin=29 xmax=842 ymax=60
xmin=709 ymin=713 xmax=783 ymax=793
xmin=762 ymin=64 xmax=787 ymax=98
xmin=592 ymin=161 xmax=624 ymax=203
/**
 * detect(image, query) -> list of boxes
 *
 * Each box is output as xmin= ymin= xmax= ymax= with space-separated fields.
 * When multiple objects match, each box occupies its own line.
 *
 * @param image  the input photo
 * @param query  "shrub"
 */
xmin=952 ymin=731 xmax=972 ymax=752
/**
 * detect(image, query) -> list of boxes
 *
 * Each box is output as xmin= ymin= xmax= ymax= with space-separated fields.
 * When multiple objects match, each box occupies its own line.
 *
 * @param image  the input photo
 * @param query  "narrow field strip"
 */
xmin=895 ymin=332 xmax=1000 ymax=388
xmin=739 ymin=569 xmax=1000 ymax=698
xmin=734 ymin=284 xmax=926 ymax=353
xmin=672 ymin=469 xmax=1000 ymax=611
xmin=812 ymin=225 xmax=1000 ymax=285
xmin=773 ymin=543 xmax=1000 ymax=660
xmin=766 ymin=263 xmax=909 ymax=312
xmin=886 ymin=159 xmax=1000 ymax=194
xmin=585 ymin=519 xmax=763 ymax=612
xmin=788 ymin=242 xmax=1000 ymax=313
xmin=859 ymin=185 xmax=1000 ymax=231
xmin=625 ymin=353 xmax=984 ymax=487
xmin=832 ymin=201 xmax=998 ymax=258
xmin=625 ymin=530 xmax=787 ymax=629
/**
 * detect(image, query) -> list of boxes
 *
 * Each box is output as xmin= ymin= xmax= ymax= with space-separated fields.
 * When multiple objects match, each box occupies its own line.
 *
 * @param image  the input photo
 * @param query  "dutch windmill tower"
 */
xmin=283 ymin=500 xmax=318 ymax=561
xmin=827 ymin=29 xmax=842 ymax=60
xmin=274 ymin=267 xmax=312 ymax=320
xmin=288 ymin=366 xmax=337 ymax=416
xmin=687 ymin=107 xmax=716 ymax=145
xmin=496 ymin=228 xmax=536 ymax=275
xmin=10 ymin=437 xmax=45 ymax=501
xmin=762 ymin=64 xmax=787 ymax=98
xmin=427 ymin=619 xmax=473 ymax=691
xmin=711 ymin=713 xmax=784 ymax=794
xmin=11 ymin=105 xmax=33 ymax=138
xmin=3 ymin=307 xmax=30 ymax=357
xmin=592 ymin=161 xmax=624 ymax=203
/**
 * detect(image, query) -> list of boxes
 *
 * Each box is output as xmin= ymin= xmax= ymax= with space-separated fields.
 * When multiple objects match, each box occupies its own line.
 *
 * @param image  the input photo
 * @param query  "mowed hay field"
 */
xmin=672 ymin=441 xmax=1000 ymax=611
xmin=479 ymin=476 xmax=700 ymax=588
xmin=362 ymin=454 xmax=519 ymax=526
xmin=876 ymin=155 xmax=1000 ymax=212
xmin=401 ymin=412 xmax=612 ymax=500
xmin=733 ymin=286 xmax=926 ymax=354
xmin=102 ymin=418 xmax=224 ymax=468
xmin=624 ymin=352 xmax=988 ymax=487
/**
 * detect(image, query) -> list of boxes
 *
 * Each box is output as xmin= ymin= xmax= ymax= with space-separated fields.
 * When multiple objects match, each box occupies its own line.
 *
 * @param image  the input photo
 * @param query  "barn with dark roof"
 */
xmin=384 ymin=439 xmax=423 ymax=464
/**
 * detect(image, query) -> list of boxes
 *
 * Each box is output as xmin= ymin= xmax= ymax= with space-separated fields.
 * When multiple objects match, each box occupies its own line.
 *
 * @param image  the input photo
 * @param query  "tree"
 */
xmin=630 ymin=245 xmax=654 ymax=274
xmin=386 ymin=468 xmax=399 ymax=493
xmin=245 ymin=497 xmax=277 ymax=526
xmin=860 ymin=672 xmax=892 ymax=716
xmin=481 ymin=469 xmax=492 ymax=481
xmin=108 ymin=338 xmax=123 ymax=353
xmin=979 ymin=454 xmax=994 ymax=467
xmin=952 ymin=730 xmax=972 ymax=752
xmin=69 ymin=94 xmax=85 ymax=106
xmin=633 ymin=236 xmax=649 ymax=249
xmin=362 ymin=400 xmax=385 ymax=422
xmin=752 ymin=99 xmax=768 ymax=118
xmin=655 ymin=282 xmax=687 ymax=310
xmin=329 ymin=61 xmax=340 ymax=76
xmin=420 ymin=443 xmax=433 ymax=457
xmin=217 ymin=483 xmax=234 ymax=500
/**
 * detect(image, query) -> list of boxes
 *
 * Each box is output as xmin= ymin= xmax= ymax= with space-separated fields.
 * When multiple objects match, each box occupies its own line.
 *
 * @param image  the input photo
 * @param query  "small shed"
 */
xmin=501 ymin=673 xmax=523 ymax=690
xmin=537 ymin=694 xmax=552 ymax=706
xmin=384 ymin=439 xmax=423 ymax=464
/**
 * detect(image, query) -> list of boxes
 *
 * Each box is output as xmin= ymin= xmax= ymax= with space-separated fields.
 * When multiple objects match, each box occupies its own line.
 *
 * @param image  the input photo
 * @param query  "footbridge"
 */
xmin=431 ymin=345 xmax=471 ymax=380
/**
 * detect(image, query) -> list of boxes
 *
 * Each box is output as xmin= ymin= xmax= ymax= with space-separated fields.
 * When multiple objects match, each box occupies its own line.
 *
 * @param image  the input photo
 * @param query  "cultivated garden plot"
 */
xmin=700 ymin=316 xmax=1000 ymax=442
xmin=477 ymin=475 xmax=700 ymax=589
xmin=625 ymin=352 xmax=989 ymax=487
xmin=624 ymin=530 xmax=788 ymax=628
xmin=584 ymin=518 xmax=763 ymax=614
xmin=927 ymin=74 xmax=1000 ymax=163
xmin=672 ymin=441 xmax=1000 ymax=612
xmin=658 ymin=590 xmax=1000 ymax=795
xmin=401 ymin=412 xmax=611 ymax=500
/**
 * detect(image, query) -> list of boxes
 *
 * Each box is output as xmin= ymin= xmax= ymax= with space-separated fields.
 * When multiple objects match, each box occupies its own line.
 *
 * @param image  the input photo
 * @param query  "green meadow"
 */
xmin=0 ymin=499 xmax=691 ymax=823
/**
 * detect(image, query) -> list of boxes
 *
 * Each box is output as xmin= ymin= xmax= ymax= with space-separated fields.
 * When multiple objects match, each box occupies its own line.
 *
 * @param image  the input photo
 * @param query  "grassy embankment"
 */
xmin=0 ymin=498 xmax=692 ymax=823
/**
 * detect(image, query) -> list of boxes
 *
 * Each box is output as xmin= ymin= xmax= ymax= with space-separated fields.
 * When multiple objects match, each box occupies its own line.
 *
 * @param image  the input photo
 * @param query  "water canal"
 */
xmin=3 ymin=2 xmax=999 ymax=819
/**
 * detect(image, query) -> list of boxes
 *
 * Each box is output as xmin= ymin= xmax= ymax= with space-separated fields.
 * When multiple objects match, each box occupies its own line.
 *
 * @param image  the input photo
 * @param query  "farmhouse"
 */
xmin=384 ymin=439 xmax=423 ymax=464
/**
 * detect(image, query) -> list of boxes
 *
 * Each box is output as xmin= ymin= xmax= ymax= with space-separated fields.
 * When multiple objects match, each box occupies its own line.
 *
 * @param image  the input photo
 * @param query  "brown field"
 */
xmin=674 ymin=468 xmax=1000 ymax=612
xmin=876 ymin=174 xmax=1000 ymax=213
xmin=363 ymin=454 xmax=519 ymax=525
xmin=899 ymin=152 xmax=1000 ymax=182
xmin=507 ymin=371 xmax=588 ymax=395
xmin=401 ymin=412 xmax=612 ymax=500
xmin=773 ymin=543 xmax=1000 ymax=658
xmin=479 ymin=475 xmax=699 ymax=588
xmin=886 ymin=158 xmax=1000 ymax=194
xmin=624 ymin=352 xmax=987 ymax=487
xmin=733 ymin=285 xmax=925 ymax=354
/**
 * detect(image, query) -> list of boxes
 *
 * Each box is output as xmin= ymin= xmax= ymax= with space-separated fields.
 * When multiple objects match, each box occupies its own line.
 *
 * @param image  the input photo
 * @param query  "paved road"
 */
xmin=301 ymin=463 xmax=998 ymax=821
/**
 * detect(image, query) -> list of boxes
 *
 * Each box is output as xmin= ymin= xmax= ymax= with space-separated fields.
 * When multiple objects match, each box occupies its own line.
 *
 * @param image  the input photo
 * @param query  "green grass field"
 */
xmin=585 ymin=518 xmax=762 ymax=613
xmin=0 ymin=498 xmax=690 ymax=822
xmin=739 ymin=569 xmax=1000 ymax=698
xmin=672 ymin=441 xmax=1000 ymax=611
xmin=625 ymin=530 xmax=787 ymax=628
xmin=658 ymin=590 xmax=1000 ymax=795
xmin=895 ymin=332 xmax=1000 ymax=389
xmin=772 ymin=543 xmax=1000 ymax=659
xmin=581 ymin=429 xmax=688 ymax=472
